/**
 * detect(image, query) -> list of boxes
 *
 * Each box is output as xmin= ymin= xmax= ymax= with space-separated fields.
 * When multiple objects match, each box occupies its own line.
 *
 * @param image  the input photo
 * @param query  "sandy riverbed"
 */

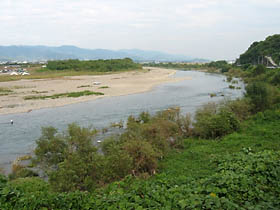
xmin=0 ymin=67 xmax=191 ymax=115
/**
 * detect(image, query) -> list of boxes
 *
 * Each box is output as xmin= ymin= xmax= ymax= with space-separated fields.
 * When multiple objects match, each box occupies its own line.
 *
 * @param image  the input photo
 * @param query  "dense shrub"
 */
xmin=101 ymin=147 xmax=133 ymax=183
xmin=253 ymin=64 xmax=266 ymax=75
xmin=194 ymin=103 xmax=240 ymax=139
xmin=222 ymin=98 xmax=252 ymax=121
xmin=33 ymin=124 xmax=100 ymax=192
xmin=123 ymin=109 xmax=191 ymax=151
xmin=34 ymin=126 xmax=68 ymax=168
xmin=271 ymin=71 xmax=280 ymax=85
xmin=9 ymin=167 xmax=38 ymax=180
xmin=31 ymin=109 xmax=193 ymax=192
xmin=123 ymin=140 xmax=160 ymax=175
xmin=245 ymin=82 xmax=279 ymax=112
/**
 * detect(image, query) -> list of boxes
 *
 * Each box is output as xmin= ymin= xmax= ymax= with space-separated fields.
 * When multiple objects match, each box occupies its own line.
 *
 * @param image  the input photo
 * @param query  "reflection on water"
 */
xmin=0 ymin=70 xmax=245 ymax=171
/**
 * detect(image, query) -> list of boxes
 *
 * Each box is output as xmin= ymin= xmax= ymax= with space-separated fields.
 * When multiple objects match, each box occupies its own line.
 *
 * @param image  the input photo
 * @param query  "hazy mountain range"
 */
xmin=0 ymin=45 xmax=208 ymax=62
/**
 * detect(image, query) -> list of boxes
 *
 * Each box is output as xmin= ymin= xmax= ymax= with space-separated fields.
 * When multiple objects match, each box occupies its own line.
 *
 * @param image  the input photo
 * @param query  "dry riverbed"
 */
xmin=0 ymin=67 xmax=191 ymax=115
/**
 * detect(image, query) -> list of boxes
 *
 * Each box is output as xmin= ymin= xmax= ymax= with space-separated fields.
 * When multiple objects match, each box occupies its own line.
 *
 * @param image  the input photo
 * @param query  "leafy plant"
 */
xmin=194 ymin=103 xmax=240 ymax=139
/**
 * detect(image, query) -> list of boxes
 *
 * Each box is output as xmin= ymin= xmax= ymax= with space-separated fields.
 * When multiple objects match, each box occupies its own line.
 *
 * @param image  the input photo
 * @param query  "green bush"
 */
xmin=49 ymin=152 xmax=101 ymax=192
xmin=222 ymin=98 xmax=252 ymax=121
xmin=9 ymin=177 xmax=50 ymax=193
xmin=123 ymin=140 xmax=160 ymax=175
xmin=245 ymin=82 xmax=278 ymax=112
xmin=194 ymin=103 xmax=240 ymax=139
xmin=101 ymin=148 xmax=133 ymax=183
xmin=33 ymin=124 xmax=100 ymax=192
xmin=32 ymin=109 xmax=190 ymax=192
xmin=253 ymin=64 xmax=266 ymax=75
xmin=124 ymin=108 xmax=191 ymax=152
xmin=9 ymin=168 xmax=38 ymax=180
xmin=271 ymin=71 xmax=280 ymax=85
xmin=0 ymin=174 xmax=7 ymax=190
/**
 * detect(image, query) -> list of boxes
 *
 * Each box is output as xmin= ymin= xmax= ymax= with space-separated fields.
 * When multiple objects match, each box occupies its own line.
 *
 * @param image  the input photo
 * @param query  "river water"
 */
xmin=0 ymin=70 xmax=245 ymax=172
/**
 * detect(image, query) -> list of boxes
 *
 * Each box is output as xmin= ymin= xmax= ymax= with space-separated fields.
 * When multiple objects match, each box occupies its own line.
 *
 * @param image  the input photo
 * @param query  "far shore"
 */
xmin=0 ymin=67 xmax=191 ymax=115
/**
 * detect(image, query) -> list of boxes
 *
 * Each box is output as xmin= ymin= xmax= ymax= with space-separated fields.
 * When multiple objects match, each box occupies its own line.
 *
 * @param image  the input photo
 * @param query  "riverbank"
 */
xmin=0 ymin=67 xmax=191 ymax=115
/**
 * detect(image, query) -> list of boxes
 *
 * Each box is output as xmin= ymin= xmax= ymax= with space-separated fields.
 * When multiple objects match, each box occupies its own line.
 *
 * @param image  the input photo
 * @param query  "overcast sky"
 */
xmin=0 ymin=0 xmax=279 ymax=60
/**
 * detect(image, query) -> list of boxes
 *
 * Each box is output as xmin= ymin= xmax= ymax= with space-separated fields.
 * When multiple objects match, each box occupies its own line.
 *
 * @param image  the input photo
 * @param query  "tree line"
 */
xmin=46 ymin=58 xmax=142 ymax=72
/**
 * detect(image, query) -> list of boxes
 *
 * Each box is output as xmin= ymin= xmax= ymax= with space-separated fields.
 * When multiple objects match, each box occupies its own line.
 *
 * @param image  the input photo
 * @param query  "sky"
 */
xmin=0 ymin=0 xmax=279 ymax=60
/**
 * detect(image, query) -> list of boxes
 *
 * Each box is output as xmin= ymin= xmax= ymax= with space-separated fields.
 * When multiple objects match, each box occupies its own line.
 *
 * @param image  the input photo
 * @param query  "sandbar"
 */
xmin=0 ymin=67 xmax=191 ymax=115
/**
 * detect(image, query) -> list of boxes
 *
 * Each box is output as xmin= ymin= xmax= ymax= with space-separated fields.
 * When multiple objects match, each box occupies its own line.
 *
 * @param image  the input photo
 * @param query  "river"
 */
xmin=0 ymin=70 xmax=245 ymax=172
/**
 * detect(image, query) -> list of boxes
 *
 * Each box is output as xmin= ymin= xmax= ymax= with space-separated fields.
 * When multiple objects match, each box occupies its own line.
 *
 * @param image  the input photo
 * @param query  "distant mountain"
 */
xmin=0 ymin=45 xmax=206 ymax=62
xmin=238 ymin=34 xmax=280 ymax=65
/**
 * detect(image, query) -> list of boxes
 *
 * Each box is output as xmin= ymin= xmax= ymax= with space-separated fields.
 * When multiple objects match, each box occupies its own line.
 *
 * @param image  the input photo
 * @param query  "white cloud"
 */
xmin=0 ymin=0 xmax=279 ymax=59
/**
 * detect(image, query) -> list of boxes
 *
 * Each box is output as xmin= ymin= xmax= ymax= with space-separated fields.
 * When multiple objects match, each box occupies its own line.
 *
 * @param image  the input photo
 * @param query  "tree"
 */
xmin=33 ymin=123 xmax=100 ymax=192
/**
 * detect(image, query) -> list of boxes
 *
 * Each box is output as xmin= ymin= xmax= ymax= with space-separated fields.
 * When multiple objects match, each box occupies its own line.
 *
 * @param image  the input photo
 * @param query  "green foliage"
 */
xmin=49 ymin=152 xmax=101 ymax=192
xmin=145 ymin=60 xmax=232 ymax=73
xmin=0 ymin=174 xmax=7 ymax=190
xmin=245 ymin=82 xmax=273 ymax=112
xmin=46 ymin=58 xmax=142 ymax=72
xmin=239 ymin=34 xmax=280 ymax=65
xmin=9 ymin=177 xmax=50 ymax=193
xmin=253 ymin=64 xmax=266 ymax=75
xmin=31 ymin=108 xmax=193 ymax=192
xmin=208 ymin=150 xmax=280 ymax=208
xmin=101 ymin=146 xmax=133 ymax=183
xmin=271 ymin=71 xmax=280 ymax=85
xmin=9 ymin=167 xmax=38 ymax=180
xmin=33 ymin=124 xmax=100 ymax=192
xmin=34 ymin=126 xmax=68 ymax=167
xmin=161 ymin=109 xmax=280 ymax=180
xmin=207 ymin=60 xmax=231 ymax=73
xmin=90 ymin=150 xmax=280 ymax=209
xmin=194 ymin=103 xmax=240 ymax=139
xmin=221 ymin=98 xmax=252 ymax=121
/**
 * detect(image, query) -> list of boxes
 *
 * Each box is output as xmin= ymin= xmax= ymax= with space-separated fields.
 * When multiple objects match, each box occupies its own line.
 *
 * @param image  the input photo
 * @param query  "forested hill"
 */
xmin=238 ymin=34 xmax=280 ymax=65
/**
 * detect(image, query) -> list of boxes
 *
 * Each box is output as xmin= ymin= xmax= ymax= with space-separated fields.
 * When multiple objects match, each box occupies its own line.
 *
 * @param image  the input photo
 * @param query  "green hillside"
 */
xmin=238 ymin=34 xmax=280 ymax=65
